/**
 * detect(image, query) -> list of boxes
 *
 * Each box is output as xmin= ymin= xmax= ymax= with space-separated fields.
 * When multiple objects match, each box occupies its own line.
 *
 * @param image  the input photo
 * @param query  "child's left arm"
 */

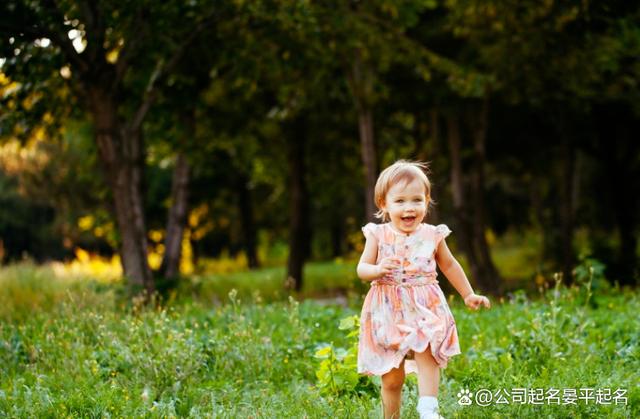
xmin=435 ymin=239 xmax=491 ymax=310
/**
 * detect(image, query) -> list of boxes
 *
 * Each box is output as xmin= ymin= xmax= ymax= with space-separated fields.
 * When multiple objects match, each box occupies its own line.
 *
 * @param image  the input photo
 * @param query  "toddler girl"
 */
xmin=357 ymin=160 xmax=490 ymax=419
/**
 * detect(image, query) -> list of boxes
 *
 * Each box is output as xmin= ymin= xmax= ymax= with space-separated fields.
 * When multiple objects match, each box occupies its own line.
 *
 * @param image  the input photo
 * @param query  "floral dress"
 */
xmin=357 ymin=222 xmax=461 ymax=376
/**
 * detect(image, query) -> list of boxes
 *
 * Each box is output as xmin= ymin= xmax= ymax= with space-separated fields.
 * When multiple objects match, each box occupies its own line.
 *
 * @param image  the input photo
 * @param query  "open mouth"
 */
xmin=401 ymin=216 xmax=416 ymax=223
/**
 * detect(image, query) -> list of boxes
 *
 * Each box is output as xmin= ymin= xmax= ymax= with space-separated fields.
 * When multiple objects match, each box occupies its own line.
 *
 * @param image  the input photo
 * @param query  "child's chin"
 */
xmin=395 ymin=218 xmax=418 ymax=231
xmin=402 ymin=220 xmax=416 ymax=228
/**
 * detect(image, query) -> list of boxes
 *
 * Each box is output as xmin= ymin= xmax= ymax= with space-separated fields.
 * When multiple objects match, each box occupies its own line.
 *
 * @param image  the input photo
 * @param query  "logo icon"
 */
xmin=457 ymin=388 xmax=473 ymax=406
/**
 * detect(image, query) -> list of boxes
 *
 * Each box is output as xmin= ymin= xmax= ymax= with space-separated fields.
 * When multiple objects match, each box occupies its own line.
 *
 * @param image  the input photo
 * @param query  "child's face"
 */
xmin=382 ymin=178 xmax=427 ymax=233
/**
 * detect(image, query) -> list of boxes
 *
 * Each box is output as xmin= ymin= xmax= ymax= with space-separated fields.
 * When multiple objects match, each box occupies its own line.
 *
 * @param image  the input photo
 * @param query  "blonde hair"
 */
xmin=374 ymin=160 xmax=432 ymax=221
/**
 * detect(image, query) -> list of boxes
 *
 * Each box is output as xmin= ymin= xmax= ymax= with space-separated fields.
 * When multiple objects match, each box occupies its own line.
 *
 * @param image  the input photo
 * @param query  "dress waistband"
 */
xmin=372 ymin=277 xmax=439 ymax=288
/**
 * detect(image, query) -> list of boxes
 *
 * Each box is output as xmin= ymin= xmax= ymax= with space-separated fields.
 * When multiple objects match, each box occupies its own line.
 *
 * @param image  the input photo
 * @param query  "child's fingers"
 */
xmin=472 ymin=297 xmax=490 ymax=309
xmin=384 ymin=257 xmax=400 ymax=265
xmin=469 ymin=298 xmax=487 ymax=310
xmin=381 ymin=258 xmax=400 ymax=269
xmin=381 ymin=263 xmax=396 ymax=274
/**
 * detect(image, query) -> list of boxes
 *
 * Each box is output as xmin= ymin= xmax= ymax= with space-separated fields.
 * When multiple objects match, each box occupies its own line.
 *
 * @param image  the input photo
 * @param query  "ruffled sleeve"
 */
xmin=434 ymin=224 xmax=452 ymax=247
xmin=361 ymin=222 xmax=379 ymax=242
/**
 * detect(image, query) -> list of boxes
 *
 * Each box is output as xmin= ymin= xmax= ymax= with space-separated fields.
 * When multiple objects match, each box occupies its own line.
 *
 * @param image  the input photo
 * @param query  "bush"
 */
xmin=314 ymin=314 xmax=379 ymax=397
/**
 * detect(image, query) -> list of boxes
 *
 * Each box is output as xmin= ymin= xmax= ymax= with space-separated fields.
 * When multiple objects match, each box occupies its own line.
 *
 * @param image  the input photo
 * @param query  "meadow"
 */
xmin=0 ymin=261 xmax=638 ymax=418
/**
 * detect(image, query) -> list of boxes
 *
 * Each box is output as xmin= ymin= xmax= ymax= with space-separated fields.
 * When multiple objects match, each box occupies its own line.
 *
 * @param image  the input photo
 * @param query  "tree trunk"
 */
xmin=160 ymin=152 xmax=190 ymax=279
xmin=421 ymin=109 xmax=440 ymax=221
xmin=469 ymin=98 xmax=502 ymax=292
xmin=347 ymin=50 xmax=377 ymax=222
xmin=160 ymin=106 xmax=195 ymax=279
xmin=358 ymin=108 xmax=377 ymax=221
xmin=559 ymin=134 xmax=576 ymax=284
xmin=331 ymin=217 xmax=343 ymax=258
xmin=616 ymin=192 xmax=638 ymax=286
xmin=237 ymin=172 xmax=259 ymax=269
xmin=600 ymin=110 xmax=639 ymax=286
xmin=447 ymin=115 xmax=481 ymax=287
xmin=90 ymin=91 xmax=154 ymax=295
xmin=286 ymin=118 xmax=309 ymax=292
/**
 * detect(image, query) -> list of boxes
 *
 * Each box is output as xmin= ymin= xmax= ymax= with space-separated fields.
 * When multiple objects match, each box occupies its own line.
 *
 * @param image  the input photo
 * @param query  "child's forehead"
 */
xmin=387 ymin=178 xmax=426 ymax=195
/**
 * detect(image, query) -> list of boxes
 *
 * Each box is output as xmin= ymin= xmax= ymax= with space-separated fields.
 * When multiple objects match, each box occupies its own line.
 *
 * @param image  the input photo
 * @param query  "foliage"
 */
xmin=0 ymin=0 xmax=639 ymax=287
xmin=573 ymin=254 xmax=607 ymax=286
xmin=0 ymin=262 xmax=638 ymax=417
xmin=314 ymin=314 xmax=379 ymax=397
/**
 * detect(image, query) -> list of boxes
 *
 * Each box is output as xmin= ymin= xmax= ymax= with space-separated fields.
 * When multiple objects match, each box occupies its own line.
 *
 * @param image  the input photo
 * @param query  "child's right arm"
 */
xmin=357 ymin=236 xmax=399 ymax=281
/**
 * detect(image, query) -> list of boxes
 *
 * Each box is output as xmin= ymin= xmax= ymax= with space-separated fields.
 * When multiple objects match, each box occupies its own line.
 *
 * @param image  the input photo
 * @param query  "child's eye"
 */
xmin=396 ymin=199 xmax=404 ymax=203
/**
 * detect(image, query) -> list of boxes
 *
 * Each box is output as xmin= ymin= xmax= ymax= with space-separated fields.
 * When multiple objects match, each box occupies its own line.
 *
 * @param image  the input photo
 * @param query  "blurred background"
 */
xmin=1 ymin=0 xmax=639 ymax=298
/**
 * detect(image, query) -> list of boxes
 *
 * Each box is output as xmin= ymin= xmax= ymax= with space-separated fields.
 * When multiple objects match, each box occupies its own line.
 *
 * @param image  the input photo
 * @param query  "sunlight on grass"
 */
xmin=0 ymin=263 xmax=116 ymax=322
xmin=49 ymin=247 xmax=122 ymax=283
xmin=490 ymin=228 xmax=544 ymax=281
xmin=183 ymin=259 xmax=363 ymax=304
xmin=195 ymin=252 xmax=249 ymax=274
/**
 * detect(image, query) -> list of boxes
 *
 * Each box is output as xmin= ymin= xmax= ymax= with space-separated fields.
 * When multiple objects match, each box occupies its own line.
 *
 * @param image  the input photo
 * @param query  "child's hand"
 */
xmin=464 ymin=293 xmax=491 ymax=310
xmin=377 ymin=256 xmax=400 ymax=278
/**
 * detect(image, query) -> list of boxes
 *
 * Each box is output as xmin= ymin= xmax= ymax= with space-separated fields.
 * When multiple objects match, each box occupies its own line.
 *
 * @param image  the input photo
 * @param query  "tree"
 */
xmin=1 ymin=0 xmax=219 ymax=295
xmin=446 ymin=0 xmax=640 ymax=285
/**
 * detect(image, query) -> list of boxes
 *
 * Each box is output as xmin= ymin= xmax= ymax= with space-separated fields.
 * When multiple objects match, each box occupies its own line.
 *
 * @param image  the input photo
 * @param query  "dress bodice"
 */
xmin=362 ymin=222 xmax=451 ymax=282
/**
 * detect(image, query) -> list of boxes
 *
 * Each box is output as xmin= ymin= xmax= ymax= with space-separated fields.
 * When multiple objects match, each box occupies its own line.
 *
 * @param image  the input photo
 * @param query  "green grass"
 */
xmin=489 ymin=229 xmax=544 ymax=283
xmin=178 ymin=259 xmax=367 ymax=304
xmin=0 ymin=262 xmax=638 ymax=418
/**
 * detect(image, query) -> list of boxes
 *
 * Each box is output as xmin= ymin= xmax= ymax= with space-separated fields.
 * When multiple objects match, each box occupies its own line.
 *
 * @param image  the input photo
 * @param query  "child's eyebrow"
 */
xmin=393 ymin=194 xmax=424 ymax=198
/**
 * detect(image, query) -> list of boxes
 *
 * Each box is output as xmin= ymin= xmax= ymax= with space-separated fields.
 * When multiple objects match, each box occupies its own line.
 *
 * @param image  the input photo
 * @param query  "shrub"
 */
xmin=314 ymin=314 xmax=379 ymax=397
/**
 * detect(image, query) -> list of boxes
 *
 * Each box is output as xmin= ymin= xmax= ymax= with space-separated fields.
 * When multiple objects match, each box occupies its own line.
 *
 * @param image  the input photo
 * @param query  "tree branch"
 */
xmin=113 ymin=8 xmax=148 ymax=89
xmin=357 ymin=10 xmax=462 ymax=76
xmin=128 ymin=11 xmax=218 ymax=133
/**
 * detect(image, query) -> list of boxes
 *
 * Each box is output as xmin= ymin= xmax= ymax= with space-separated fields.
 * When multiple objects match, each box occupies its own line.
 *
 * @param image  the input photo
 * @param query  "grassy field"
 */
xmin=0 ymin=262 xmax=638 ymax=418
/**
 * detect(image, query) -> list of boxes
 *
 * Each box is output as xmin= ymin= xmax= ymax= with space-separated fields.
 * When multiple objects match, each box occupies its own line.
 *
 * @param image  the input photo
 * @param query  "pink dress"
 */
xmin=357 ymin=222 xmax=461 ymax=376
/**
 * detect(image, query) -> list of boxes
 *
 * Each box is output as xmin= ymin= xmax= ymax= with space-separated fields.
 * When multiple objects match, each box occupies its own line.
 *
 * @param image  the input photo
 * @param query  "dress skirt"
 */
xmin=357 ymin=277 xmax=461 ymax=376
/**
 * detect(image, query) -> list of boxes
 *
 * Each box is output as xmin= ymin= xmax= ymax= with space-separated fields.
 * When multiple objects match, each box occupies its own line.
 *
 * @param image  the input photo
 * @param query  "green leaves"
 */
xmin=338 ymin=314 xmax=356 ymax=330
xmin=314 ymin=314 xmax=378 ymax=397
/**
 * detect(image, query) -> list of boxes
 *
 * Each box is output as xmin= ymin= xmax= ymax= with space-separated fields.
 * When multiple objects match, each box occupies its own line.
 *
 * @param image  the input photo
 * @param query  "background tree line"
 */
xmin=1 ymin=0 xmax=638 ymax=296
